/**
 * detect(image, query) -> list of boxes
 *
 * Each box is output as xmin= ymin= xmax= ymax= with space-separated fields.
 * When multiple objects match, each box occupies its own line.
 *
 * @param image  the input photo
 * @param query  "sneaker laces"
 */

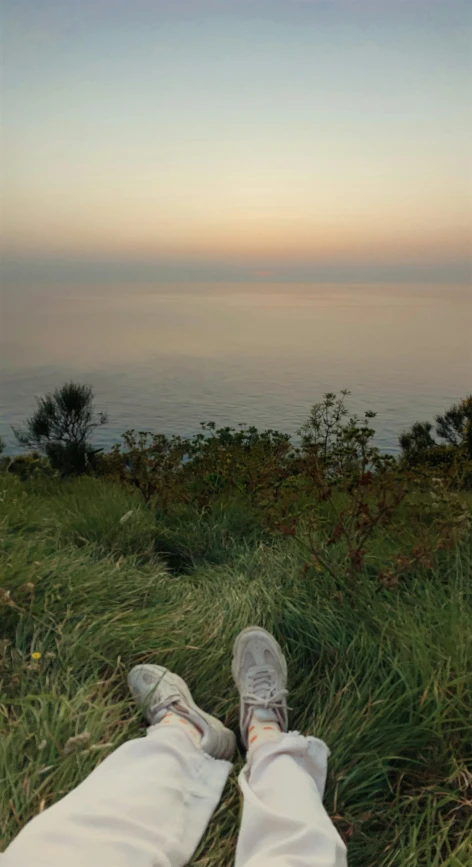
xmin=243 ymin=668 xmax=288 ymax=719
xmin=147 ymin=693 xmax=182 ymax=721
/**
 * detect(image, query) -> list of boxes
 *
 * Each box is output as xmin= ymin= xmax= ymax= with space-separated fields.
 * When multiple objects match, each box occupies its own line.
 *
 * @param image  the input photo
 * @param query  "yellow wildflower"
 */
xmin=31 ymin=652 xmax=41 ymax=660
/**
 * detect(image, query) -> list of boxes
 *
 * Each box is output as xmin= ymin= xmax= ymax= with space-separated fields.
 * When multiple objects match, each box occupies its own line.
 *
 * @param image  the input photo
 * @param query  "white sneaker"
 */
xmin=128 ymin=664 xmax=236 ymax=761
xmin=232 ymin=626 xmax=288 ymax=747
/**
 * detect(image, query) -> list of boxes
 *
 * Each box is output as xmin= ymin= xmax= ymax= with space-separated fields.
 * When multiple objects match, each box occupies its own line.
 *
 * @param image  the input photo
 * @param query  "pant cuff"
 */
xmin=244 ymin=731 xmax=330 ymax=798
xmin=147 ymin=721 xmax=234 ymax=771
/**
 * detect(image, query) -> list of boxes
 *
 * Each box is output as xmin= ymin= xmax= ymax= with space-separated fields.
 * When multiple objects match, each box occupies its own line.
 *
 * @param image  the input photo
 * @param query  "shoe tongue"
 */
xmin=252 ymin=707 xmax=278 ymax=722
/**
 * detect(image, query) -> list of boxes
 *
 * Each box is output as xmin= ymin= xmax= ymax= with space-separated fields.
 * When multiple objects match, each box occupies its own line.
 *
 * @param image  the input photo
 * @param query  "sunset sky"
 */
xmin=2 ymin=0 xmax=471 ymax=284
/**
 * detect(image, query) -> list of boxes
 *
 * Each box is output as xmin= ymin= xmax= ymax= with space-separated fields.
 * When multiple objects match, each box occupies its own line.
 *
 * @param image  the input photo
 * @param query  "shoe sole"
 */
xmin=231 ymin=626 xmax=288 ymax=689
xmin=129 ymin=664 xmax=232 ymax=740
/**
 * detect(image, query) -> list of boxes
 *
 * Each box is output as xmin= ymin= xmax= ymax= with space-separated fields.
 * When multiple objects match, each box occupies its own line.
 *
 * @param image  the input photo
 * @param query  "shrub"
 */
xmin=102 ymin=423 xmax=293 ymax=512
xmin=102 ymin=393 xmax=472 ymax=588
xmin=436 ymin=395 xmax=472 ymax=456
xmin=5 ymin=453 xmax=58 ymax=482
xmin=13 ymin=382 xmax=108 ymax=476
xmin=400 ymin=396 xmax=472 ymax=473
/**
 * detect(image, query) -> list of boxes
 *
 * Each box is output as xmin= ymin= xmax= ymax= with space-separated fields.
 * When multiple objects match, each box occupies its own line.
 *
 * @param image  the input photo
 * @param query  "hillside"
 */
xmin=1 ymin=471 xmax=471 ymax=865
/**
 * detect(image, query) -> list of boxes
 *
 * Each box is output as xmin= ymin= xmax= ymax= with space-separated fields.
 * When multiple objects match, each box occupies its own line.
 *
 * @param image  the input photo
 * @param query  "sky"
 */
xmin=2 ymin=0 xmax=471 ymax=284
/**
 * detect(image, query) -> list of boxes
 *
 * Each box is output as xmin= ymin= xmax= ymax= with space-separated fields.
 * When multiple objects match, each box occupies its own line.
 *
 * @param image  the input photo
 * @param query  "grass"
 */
xmin=1 ymin=471 xmax=471 ymax=866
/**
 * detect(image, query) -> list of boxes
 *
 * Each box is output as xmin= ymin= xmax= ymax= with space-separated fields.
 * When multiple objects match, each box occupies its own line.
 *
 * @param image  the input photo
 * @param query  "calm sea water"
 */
xmin=1 ymin=283 xmax=470 ymax=455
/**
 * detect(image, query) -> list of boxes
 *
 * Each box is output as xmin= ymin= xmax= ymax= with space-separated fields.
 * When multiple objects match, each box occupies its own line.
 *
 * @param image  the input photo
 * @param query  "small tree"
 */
xmin=299 ymin=390 xmax=377 ymax=469
xmin=435 ymin=396 xmax=472 ymax=457
xmin=400 ymin=396 xmax=472 ymax=467
xmin=299 ymin=390 xmax=352 ymax=462
xmin=399 ymin=421 xmax=436 ymax=464
xmin=13 ymin=382 xmax=108 ymax=475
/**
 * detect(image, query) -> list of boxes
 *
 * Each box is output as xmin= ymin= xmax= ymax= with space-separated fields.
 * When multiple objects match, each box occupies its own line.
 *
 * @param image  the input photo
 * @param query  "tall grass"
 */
xmin=1 ymin=472 xmax=471 ymax=865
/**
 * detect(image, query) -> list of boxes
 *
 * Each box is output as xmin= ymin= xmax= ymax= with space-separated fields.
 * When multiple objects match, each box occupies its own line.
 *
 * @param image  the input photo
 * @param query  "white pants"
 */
xmin=2 ymin=726 xmax=347 ymax=867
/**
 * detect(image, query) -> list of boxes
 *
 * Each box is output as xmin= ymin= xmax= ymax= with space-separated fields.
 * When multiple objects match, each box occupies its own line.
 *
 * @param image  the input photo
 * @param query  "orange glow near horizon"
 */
xmin=4 ymin=151 xmax=470 ymax=264
xmin=4 ymin=202 xmax=470 ymax=263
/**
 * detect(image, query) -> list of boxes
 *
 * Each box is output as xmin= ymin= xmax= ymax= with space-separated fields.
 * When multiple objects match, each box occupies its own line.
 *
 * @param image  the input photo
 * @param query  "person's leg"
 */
xmin=232 ymin=627 xmax=347 ymax=867
xmin=2 ymin=666 xmax=235 ymax=867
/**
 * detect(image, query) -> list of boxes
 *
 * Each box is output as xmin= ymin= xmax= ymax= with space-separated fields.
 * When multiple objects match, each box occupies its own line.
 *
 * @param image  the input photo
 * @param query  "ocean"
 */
xmin=1 ymin=282 xmax=470 ymax=454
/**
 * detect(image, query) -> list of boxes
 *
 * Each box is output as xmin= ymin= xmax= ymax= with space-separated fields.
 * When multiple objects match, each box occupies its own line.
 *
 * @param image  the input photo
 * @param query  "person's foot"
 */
xmin=232 ymin=626 xmax=288 ymax=748
xmin=128 ymin=664 xmax=236 ymax=761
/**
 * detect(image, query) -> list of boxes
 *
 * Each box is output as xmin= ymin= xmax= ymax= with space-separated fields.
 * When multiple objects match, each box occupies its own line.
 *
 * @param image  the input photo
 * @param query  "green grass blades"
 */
xmin=1 ymin=472 xmax=471 ymax=865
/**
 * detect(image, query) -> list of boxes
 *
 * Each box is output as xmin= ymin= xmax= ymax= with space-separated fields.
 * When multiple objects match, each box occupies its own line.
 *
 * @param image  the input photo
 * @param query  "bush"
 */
xmin=4 ymin=453 xmax=58 ymax=482
xmin=13 ymin=382 xmax=108 ymax=476
xmin=400 ymin=396 xmax=472 ymax=474
xmin=436 ymin=395 xmax=472 ymax=456
xmin=101 ymin=394 xmax=472 ymax=589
